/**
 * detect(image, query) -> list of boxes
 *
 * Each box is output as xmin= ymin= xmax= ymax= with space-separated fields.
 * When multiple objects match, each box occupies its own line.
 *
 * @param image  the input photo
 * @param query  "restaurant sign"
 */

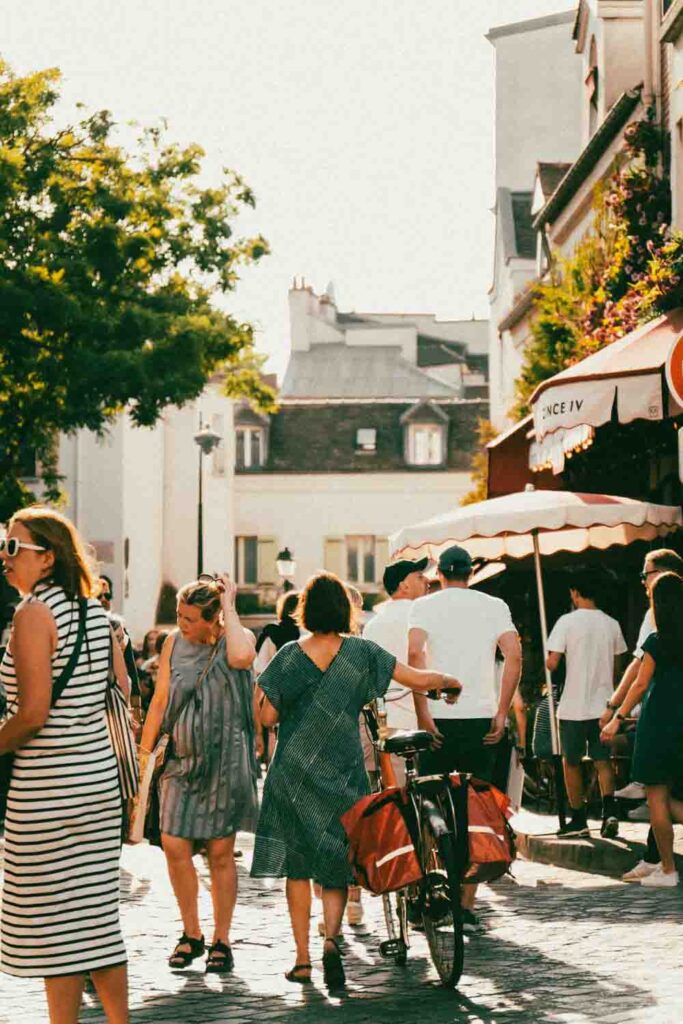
xmin=665 ymin=334 xmax=683 ymax=409
xmin=532 ymin=374 xmax=664 ymax=442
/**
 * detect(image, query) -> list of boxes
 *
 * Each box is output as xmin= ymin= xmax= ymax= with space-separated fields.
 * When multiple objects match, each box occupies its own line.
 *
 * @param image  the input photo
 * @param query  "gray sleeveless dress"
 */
xmin=159 ymin=633 xmax=259 ymax=839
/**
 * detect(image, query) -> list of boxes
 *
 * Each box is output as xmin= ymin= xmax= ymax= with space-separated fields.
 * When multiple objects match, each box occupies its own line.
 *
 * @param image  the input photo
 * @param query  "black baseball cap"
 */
xmin=437 ymin=545 xmax=473 ymax=576
xmin=383 ymin=557 xmax=429 ymax=595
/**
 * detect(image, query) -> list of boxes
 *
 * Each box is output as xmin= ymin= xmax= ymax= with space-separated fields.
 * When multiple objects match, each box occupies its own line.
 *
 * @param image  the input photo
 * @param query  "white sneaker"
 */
xmin=641 ymin=867 xmax=679 ymax=887
xmin=614 ymin=781 xmax=646 ymax=800
xmin=622 ymin=860 xmax=660 ymax=882
xmin=628 ymin=802 xmax=651 ymax=822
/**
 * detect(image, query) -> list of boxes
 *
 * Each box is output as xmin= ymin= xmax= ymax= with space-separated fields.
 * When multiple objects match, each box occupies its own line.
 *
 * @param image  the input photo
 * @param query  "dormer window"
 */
xmin=236 ymin=427 xmax=265 ymax=469
xmin=355 ymin=428 xmax=377 ymax=453
xmin=407 ymin=424 xmax=444 ymax=465
xmin=400 ymin=400 xmax=448 ymax=467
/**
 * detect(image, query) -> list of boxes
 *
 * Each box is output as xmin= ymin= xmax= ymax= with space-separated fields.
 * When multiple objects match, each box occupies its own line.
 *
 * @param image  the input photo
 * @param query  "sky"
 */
xmin=1 ymin=0 xmax=575 ymax=378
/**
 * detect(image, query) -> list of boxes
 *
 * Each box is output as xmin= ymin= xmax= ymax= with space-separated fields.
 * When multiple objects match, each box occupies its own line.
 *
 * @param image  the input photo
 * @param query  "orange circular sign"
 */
xmin=666 ymin=334 xmax=683 ymax=408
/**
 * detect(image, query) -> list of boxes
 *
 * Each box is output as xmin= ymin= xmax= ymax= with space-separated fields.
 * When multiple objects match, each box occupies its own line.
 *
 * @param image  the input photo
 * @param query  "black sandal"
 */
xmin=322 ymin=938 xmax=345 ymax=990
xmin=285 ymin=963 xmax=312 ymax=984
xmin=168 ymin=932 xmax=205 ymax=969
xmin=206 ymin=939 xmax=234 ymax=974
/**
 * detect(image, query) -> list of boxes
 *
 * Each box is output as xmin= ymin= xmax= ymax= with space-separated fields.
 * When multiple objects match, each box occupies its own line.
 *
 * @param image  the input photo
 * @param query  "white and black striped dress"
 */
xmin=0 ymin=583 xmax=126 ymax=978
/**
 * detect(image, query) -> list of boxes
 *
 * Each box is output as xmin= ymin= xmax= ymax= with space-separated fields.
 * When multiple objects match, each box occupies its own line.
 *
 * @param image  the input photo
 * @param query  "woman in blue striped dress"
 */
xmin=0 ymin=508 xmax=129 ymax=1023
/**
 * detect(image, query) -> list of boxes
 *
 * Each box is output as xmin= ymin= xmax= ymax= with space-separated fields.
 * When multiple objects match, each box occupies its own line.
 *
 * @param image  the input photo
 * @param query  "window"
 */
xmin=235 ymin=427 xmax=264 ymax=469
xmin=346 ymin=535 xmax=376 ymax=585
xmin=355 ymin=428 xmax=377 ymax=453
xmin=407 ymin=423 xmax=445 ymax=466
xmin=587 ymin=38 xmax=599 ymax=137
xmin=234 ymin=536 xmax=258 ymax=585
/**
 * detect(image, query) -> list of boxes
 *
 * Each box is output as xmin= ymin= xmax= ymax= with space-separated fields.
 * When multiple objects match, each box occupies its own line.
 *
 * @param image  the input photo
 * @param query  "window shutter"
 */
xmin=375 ymin=538 xmax=390 ymax=584
xmin=257 ymin=537 xmax=278 ymax=584
xmin=324 ymin=537 xmax=345 ymax=577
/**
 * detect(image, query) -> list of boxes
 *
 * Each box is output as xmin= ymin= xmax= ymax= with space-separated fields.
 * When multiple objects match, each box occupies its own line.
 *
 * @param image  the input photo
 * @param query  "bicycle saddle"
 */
xmin=383 ymin=729 xmax=434 ymax=756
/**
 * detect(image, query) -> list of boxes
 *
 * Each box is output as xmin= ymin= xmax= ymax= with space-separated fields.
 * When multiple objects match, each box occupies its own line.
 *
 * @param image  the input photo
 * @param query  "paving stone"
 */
xmin=1 ymin=837 xmax=683 ymax=1023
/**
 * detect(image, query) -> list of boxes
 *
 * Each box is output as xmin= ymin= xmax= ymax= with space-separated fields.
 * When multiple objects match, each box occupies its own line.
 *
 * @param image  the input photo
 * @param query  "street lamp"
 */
xmin=193 ymin=423 xmax=222 ymax=577
xmin=276 ymin=547 xmax=297 ymax=592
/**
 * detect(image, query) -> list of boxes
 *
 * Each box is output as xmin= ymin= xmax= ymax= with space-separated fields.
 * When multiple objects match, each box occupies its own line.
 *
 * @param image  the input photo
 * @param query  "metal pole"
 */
xmin=532 ymin=530 xmax=566 ymax=828
xmin=197 ymin=444 xmax=204 ymax=578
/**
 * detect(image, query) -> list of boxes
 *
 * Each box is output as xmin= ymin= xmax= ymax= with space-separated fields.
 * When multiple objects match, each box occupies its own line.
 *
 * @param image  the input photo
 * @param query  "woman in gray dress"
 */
xmin=140 ymin=575 xmax=258 ymax=973
xmin=252 ymin=573 xmax=460 ymax=989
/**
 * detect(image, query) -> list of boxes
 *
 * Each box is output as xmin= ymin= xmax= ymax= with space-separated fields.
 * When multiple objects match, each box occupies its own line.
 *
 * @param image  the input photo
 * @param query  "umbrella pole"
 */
xmin=532 ymin=530 xmax=566 ymax=829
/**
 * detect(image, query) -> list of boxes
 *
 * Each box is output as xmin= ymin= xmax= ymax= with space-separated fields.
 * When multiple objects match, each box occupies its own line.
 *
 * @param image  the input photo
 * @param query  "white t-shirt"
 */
xmin=408 ymin=588 xmax=516 ymax=720
xmin=634 ymin=608 xmax=655 ymax=659
xmin=363 ymin=599 xmax=417 ymax=731
xmin=547 ymin=608 xmax=627 ymax=721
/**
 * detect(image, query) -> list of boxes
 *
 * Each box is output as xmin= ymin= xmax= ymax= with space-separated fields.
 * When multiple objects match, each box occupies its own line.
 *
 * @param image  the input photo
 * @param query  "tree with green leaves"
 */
xmin=0 ymin=59 xmax=273 ymax=519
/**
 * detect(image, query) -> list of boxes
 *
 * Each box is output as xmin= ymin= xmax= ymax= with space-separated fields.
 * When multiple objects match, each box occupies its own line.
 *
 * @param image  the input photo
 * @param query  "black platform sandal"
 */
xmin=168 ymin=933 xmax=205 ymax=969
xmin=285 ymin=963 xmax=312 ymax=984
xmin=206 ymin=939 xmax=234 ymax=974
xmin=322 ymin=938 xmax=345 ymax=990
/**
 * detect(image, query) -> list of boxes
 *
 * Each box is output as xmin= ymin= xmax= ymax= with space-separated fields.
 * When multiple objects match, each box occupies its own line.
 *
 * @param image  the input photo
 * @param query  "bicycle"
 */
xmin=366 ymin=699 xmax=467 ymax=989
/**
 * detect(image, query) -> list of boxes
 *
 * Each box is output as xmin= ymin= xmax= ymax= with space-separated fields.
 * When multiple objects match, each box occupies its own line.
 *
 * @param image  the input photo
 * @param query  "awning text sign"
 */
xmin=532 ymin=373 xmax=663 ymax=441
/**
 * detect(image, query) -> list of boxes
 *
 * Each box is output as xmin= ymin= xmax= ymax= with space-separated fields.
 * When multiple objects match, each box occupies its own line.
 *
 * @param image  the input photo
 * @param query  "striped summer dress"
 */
xmin=0 ymin=582 xmax=126 ymax=978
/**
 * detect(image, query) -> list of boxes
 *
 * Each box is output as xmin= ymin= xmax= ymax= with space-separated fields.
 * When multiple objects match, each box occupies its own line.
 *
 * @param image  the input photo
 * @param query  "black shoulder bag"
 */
xmin=0 ymin=598 xmax=87 ymax=820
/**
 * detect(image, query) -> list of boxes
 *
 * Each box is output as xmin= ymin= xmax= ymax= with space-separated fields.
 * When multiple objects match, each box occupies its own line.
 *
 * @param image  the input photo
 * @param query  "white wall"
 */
xmin=670 ymin=33 xmax=683 ymax=230
xmin=234 ymin=471 xmax=472 ymax=589
xmin=488 ymin=14 xmax=583 ymax=193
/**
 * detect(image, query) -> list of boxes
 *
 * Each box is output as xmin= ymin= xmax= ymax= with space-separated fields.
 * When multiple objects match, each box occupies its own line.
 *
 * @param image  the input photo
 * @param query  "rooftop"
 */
xmin=280 ymin=344 xmax=460 ymax=400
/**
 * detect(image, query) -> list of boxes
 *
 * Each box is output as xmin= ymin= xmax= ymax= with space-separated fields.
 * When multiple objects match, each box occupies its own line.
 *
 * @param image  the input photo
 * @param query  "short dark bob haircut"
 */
xmin=296 ymin=572 xmax=359 ymax=635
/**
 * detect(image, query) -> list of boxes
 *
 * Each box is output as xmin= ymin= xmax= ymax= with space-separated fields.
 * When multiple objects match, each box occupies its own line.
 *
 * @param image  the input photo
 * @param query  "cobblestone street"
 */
xmin=2 ymin=833 xmax=683 ymax=1024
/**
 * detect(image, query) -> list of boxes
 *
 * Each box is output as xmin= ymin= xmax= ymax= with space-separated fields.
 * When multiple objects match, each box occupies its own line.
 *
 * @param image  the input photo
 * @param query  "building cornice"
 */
xmin=277 ymin=397 xmax=488 ymax=407
xmin=486 ymin=10 xmax=575 ymax=42
xmin=497 ymin=286 xmax=536 ymax=334
xmin=532 ymin=86 xmax=643 ymax=229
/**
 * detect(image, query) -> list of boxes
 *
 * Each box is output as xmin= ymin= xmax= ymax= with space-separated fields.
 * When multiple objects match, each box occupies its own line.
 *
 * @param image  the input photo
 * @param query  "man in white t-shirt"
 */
xmin=546 ymin=568 xmax=627 ymax=839
xmin=408 ymin=545 xmax=521 ymax=933
xmin=363 ymin=557 xmax=429 ymax=731
xmin=363 ymin=558 xmax=429 ymax=786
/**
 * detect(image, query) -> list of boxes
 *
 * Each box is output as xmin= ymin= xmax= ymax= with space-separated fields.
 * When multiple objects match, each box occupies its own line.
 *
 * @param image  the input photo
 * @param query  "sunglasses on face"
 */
xmin=0 ymin=537 xmax=48 ymax=558
xmin=639 ymin=570 xmax=658 ymax=583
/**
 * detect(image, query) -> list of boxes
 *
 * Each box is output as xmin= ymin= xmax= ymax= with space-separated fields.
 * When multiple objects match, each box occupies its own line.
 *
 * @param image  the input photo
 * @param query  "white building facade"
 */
xmin=233 ymin=282 xmax=488 ymax=606
xmin=58 ymin=382 xmax=235 ymax=639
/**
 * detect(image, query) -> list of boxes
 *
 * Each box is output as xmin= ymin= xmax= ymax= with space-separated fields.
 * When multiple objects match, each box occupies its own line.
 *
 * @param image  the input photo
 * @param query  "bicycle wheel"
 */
xmin=420 ymin=817 xmax=464 ymax=988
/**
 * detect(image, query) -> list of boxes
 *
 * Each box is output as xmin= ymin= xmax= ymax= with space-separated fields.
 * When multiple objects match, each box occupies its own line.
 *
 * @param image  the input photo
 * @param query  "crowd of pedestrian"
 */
xmin=0 ymin=504 xmax=682 ymax=1021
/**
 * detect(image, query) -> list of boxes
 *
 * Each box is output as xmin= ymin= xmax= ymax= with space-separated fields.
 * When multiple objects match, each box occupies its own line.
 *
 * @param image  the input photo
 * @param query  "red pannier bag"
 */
xmin=450 ymin=773 xmax=516 ymax=883
xmin=341 ymin=786 xmax=423 ymax=895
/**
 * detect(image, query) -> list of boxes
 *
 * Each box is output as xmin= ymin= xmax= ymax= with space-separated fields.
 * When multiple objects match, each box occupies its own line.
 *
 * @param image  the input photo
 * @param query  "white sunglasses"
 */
xmin=0 ymin=537 xmax=48 ymax=558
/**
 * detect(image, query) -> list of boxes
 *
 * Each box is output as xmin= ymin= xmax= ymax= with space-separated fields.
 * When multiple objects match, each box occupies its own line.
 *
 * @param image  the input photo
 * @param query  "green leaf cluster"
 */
xmin=0 ymin=59 xmax=274 ymax=518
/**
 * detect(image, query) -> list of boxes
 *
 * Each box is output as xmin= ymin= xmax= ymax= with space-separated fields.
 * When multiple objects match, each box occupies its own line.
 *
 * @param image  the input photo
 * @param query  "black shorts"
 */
xmin=559 ymin=719 xmax=611 ymax=765
xmin=419 ymin=718 xmax=496 ymax=782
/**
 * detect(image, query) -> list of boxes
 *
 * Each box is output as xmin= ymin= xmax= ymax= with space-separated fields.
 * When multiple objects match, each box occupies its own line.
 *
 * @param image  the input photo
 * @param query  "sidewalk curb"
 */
xmin=516 ymin=828 xmax=683 ymax=879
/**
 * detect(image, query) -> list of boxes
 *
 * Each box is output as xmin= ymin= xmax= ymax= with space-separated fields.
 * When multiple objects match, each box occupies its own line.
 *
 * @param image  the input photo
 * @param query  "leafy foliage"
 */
xmin=514 ymin=110 xmax=683 ymax=418
xmin=0 ymin=59 xmax=273 ymax=517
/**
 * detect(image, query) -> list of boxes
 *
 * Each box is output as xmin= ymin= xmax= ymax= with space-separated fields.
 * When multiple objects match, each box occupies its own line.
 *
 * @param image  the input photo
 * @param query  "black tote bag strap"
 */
xmin=50 ymin=598 xmax=87 ymax=707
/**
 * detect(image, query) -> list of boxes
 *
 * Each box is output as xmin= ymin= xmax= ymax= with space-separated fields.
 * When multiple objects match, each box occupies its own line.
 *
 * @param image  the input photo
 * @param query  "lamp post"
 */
xmin=193 ymin=423 xmax=222 ymax=577
xmin=276 ymin=547 xmax=297 ymax=592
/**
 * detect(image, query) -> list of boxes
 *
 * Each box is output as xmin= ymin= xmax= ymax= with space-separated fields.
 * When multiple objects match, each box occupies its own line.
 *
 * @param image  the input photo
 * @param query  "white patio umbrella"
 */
xmin=390 ymin=486 xmax=682 ymax=758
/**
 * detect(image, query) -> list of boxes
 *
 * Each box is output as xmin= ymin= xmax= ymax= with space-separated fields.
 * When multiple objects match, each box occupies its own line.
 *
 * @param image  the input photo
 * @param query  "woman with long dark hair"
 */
xmin=602 ymin=571 xmax=683 ymax=886
xmin=0 ymin=508 xmax=130 ymax=1023
xmin=139 ymin=576 xmax=258 ymax=973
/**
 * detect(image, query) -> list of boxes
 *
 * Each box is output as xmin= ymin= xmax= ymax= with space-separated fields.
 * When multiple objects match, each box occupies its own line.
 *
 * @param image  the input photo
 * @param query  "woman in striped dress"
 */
xmin=0 ymin=508 xmax=129 ymax=1024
